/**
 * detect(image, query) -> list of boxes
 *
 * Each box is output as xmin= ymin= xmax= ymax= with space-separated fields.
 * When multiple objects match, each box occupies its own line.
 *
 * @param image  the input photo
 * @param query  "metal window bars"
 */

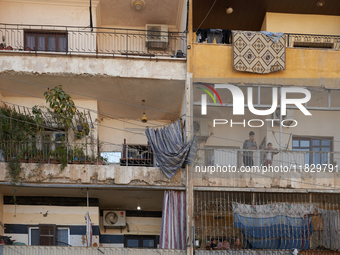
xmin=194 ymin=191 xmax=340 ymax=252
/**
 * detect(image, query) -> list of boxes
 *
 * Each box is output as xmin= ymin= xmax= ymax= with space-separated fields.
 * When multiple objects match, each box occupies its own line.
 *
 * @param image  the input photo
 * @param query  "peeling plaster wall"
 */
xmin=0 ymin=163 xmax=185 ymax=186
xmin=4 ymin=205 xmax=99 ymax=246
xmin=0 ymin=54 xmax=187 ymax=81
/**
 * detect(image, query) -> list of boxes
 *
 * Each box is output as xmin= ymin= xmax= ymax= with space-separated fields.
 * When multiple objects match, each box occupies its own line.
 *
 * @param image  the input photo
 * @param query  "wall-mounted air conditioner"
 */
xmin=272 ymin=110 xmax=295 ymax=126
xmin=145 ymin=24 xmax=168 ymax=49
xmin=193 ymin=120 xmax=211 ymax=142
xmin=103 ymin=211 xmax=126 ymax=228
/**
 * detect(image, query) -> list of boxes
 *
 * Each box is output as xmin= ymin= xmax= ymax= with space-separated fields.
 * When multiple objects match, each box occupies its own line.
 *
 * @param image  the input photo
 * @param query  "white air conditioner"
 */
xmin=272 ymin=109 xmax=295 ymax=126
xmin=194 ymin=120 xmax=211 ymax=138
xmin=145 ymin=24 xmax=168 ymax=49
xmin=103 ymin=211 xmax=126 ymax=228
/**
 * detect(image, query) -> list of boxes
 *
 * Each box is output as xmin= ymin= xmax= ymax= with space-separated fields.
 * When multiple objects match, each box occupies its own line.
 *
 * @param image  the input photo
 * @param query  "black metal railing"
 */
xmin=193 ymin=29 xmax=340 ymax=50
xmin=0 ymin=23 xmax=187 ymax=57
xmin=120 ymin=144 xmax=154 ymax=167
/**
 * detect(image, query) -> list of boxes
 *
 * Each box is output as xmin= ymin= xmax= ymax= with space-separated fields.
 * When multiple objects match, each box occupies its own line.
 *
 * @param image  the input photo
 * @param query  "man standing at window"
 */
xmin=243 ymin=131 xmax=257 ymax=166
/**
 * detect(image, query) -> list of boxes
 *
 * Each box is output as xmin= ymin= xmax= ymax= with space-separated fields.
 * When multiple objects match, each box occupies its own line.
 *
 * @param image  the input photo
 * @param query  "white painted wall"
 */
xmin=0 ymin=1 xmax=98 ymax=27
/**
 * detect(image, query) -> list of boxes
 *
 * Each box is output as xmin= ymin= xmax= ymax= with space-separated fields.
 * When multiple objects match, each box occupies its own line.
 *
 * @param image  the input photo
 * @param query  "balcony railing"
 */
xmin=2 ymin=246 xmax=186 ymax=255
xmin=196 ymin=149 xmax=339 ymax=169
xmin=0 ymin=141 xmax=156 ymax=167
xmin=0 ymin=141 xmax=103 ymax=165
xmin=194 ymin=29 xmax=340 ymax=50
xmin=0 ymin=23 xmax=187 ymax=57
xmin=120 ymin=144 xmax=154 ymax=167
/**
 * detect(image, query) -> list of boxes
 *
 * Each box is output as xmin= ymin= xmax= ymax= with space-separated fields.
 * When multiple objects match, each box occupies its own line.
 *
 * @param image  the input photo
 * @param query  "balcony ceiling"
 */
xmin=0 ymin=185 xmax=164 ymax=210
xmin=0 ymin=74 xmax=184 ymax=120
xmin=193 ymin=0 xmax=340 ymax=31
xmin=99 ymin=0 xmax=183 ymax=30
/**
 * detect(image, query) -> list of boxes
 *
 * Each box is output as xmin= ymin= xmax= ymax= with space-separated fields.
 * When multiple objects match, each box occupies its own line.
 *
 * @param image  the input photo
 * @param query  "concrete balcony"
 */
xmin=2 ymin=246 xmax=186 ymax=255
xmin=191 ymin=33 xmax=340 ymax=88
xmin=0 ymin=162 xmax=185 ymax=187
xmin=193 ymin=149 xmax=340 ymax=189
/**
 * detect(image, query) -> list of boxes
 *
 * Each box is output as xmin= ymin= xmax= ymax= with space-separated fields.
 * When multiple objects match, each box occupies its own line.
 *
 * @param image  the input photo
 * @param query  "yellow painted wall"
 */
xmin=4 ymin=205 xmax=99 ymax=225
xmin=263 ymin=12 xmax=340 ymax=35
xmin=99 ymin=216 xmax=161 ymax=236
xmin=192 ymin=44 xmax=340 ymax=88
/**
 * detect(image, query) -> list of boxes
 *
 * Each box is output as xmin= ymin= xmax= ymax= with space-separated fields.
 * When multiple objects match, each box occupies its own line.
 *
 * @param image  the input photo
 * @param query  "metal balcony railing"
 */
xmin=193 ymin=29 xmax=340 ymax=50
xmin=0 ymin=141 xmax=156 ymax=167
xmin=0 ymin=141 xmax=103 ymax=165
xmin=196 ymin=149 xmax=339 ymax=169
xmin=0 ymin=23 xmax=187 ymax=57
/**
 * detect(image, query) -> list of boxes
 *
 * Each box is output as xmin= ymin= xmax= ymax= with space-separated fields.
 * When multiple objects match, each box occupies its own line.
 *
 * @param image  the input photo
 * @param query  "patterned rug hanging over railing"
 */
xmin=233 ymin=31 xmax=286 ymax=74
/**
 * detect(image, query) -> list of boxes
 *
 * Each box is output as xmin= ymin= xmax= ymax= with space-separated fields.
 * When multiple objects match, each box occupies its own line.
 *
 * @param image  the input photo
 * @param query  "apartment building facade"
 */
xmin=188 ymin=0 xmax=340 ymax=254
xmin=0 ymin=0 xmax=190 ymax=254
xmin=1 ymin=0 xmax=340 ymax=254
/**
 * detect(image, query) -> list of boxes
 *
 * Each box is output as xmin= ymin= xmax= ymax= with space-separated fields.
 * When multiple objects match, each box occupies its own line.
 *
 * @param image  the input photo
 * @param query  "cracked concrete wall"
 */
xmin=0 ymin=54 xmax=186 ymax=81
xmin=0 ymin=163 xmax=185 ymax=186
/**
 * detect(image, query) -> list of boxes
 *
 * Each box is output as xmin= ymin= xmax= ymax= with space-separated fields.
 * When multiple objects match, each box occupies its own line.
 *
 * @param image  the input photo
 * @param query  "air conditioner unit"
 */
xmin=193 ymin=120 xmax=211 ymax=137
xmin=145 ymin=24 xmax=168 ymax=49
xmin=103 ymin=211 xmax=126 ymax=228
xmin=272 ymin=110 xmax=295 ymax=126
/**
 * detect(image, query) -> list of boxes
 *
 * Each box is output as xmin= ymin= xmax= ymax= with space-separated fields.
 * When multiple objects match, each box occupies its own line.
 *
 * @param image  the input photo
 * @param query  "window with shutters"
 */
xmin=39 ymin=224 xmax=56 ymax=246
xmin=29 ymin=225 xmax=70 ymax=246
xmin=24 ymin=30 xmax=67 ymax=52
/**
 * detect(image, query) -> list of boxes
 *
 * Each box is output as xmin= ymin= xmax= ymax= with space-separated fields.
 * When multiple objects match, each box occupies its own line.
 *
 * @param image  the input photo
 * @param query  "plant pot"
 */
xmin=6 ymin=46 xmax=13 ymax=50
xmin=94 ymin=161 xmax=104 ymax=165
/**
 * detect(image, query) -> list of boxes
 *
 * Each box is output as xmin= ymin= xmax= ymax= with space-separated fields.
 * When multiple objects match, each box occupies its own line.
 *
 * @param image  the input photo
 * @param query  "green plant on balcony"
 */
xmin=43 ymin=85 xmax=76 ymax=130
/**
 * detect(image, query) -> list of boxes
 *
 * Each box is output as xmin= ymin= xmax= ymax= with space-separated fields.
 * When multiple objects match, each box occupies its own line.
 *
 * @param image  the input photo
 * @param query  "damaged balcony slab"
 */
xmin=0 ymin=162 xmax=185 ymax=187
xmin=0 ymin=53 xmax=186 ymax=81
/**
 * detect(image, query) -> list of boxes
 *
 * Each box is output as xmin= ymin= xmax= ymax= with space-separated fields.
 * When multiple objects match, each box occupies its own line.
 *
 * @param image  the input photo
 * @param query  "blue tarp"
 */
xmin=234 ymin=213 xmax=312 ymax=249
xmin=145 ymin=120 xmax=197 ymax=179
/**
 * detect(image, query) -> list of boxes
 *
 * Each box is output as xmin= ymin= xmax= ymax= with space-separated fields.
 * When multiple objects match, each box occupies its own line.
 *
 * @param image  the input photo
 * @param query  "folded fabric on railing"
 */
xmin=145 ymin=119 xmax=197 ymax=179
xmin=260 ymin=31 xmax=284 ymax=43
xmin=233 ymin=203 xmax=315 ymax=249
xmin=233 ymin=31 xmax=286 ymax=74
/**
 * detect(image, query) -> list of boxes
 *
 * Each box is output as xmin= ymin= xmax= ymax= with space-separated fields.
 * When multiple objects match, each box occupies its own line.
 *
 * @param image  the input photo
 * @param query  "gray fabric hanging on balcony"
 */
xmin=145 ymin=119 xmax=197 ymax=179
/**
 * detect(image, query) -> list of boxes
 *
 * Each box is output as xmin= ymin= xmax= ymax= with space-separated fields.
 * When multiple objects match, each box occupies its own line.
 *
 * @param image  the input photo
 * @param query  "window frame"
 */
xmin=28 ymin=225 xmax=70 ymax=246
xmin=29 ymin=227 xmax=39 ymax=245
xmin=24 ymin=30 xmax=68 ymax=52
xmin=292 ymin=136 xmax=333 ymax=165
xmin=124 ymin=235 xmax=157 ymax=249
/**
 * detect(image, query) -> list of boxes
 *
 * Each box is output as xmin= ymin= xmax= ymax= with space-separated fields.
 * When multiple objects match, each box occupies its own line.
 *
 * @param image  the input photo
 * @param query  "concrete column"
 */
xmin=0 ymin=192 xmax=4 ymax=235
xmin=186 ymin=0 xmax=194 ymax=253
xmin=185 ymin=72 xmax=194 ymax=255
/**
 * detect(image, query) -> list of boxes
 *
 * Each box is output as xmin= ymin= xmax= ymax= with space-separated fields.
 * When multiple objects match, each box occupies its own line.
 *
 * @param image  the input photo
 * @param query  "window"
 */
xmin=29 ymin=225 xmax=70 ymax=246
xmin=124 ymin=235 xmax=157 ymax=248
xmin=292 ymin=137 xmax=332 ymax=165
xmin=25 ymin=30 xmax=67 ymax=52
